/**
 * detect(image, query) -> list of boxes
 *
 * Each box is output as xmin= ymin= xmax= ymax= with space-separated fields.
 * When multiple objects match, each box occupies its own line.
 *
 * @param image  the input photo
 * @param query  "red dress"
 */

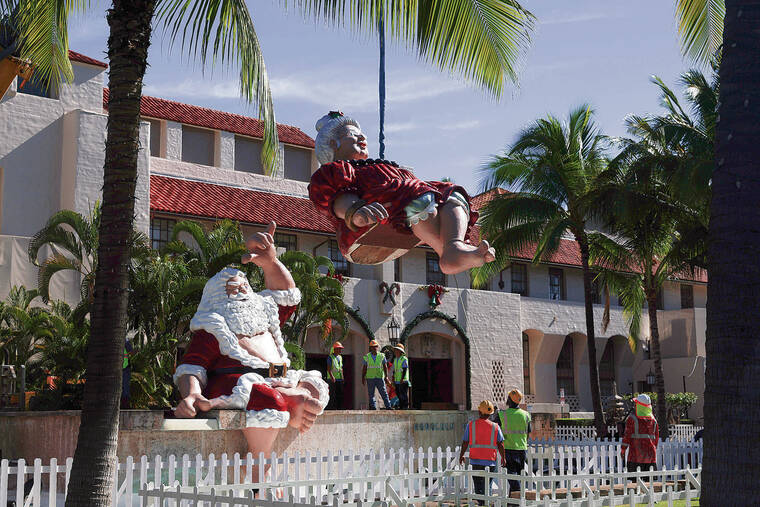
xmin=308 ymin=159 xmax=478 ymax=255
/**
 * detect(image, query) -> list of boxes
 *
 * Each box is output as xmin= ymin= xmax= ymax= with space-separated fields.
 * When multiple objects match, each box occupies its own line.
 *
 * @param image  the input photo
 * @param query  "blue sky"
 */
xmin=69 ymin=0 xmax=696 ymax=195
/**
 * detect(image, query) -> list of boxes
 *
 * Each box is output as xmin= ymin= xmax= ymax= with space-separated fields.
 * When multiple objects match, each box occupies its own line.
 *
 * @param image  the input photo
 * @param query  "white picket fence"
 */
xmin=0 ymin=441 xmax=703 ymax=506
xmin=139 ymin=466 xmax=702 ymax=506
xmin=554 ymin=424 xmax=702 ymax=442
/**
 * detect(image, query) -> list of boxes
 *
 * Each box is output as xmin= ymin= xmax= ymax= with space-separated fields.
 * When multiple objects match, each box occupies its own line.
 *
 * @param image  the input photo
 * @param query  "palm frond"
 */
xmin=37 ymin=253 xmax=82 ymax=302
xmin=675 ymin=0 xmax=725 ymax=66
xmin=157 ymin=0 xmax=281 ymax=175
xmin=12 ymin=0 xmax=86 ymax=92
xmin=288 ymin=0 xmax=534 ymax=98
xmin=28 ymin=208 xmax=95 ymax=265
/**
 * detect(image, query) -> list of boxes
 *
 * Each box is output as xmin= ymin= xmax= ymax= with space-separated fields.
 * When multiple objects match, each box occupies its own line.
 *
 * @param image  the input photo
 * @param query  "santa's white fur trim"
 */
xmin=173 ymin=364 xmax=208 ymax=388
xmin=188 ymin=268 xmax=297 ymax=369
xmin=246 ymin=409 xmax=290 ymax=428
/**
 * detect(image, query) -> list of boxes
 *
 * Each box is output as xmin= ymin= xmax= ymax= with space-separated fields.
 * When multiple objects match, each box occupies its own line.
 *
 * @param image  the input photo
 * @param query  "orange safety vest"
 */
xmin=468 ymin=419 xmax=498 ymax=462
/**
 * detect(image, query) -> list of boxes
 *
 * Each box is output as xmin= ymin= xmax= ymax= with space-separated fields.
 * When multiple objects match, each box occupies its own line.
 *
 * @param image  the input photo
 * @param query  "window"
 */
xmin=17 ymin=75 xmax=57 ymax=99
xmin=274 ymin=232 xmax=297 ymax=253
xmin=150 ymin=217 xmax=176 ymax=250
xmin=284 ymin=145 xmax=312 ymax=181
xmin=590 ymin=275 xmax=601 ymax=304
xmin=329 ymin=240 xmax=350 ymax=276
xmin=549 ymin=268 xmax=564 ymax=300
xmin=181 ymin=126 xmax=214 ymax=166
xmin=599 ymin=340 xmax=615 ymax=397
xmin=146 ymin=118 xmax=162 ymax=157
xmin=556 ymin=336 xmax=575 ymax=395
xmin=522 ymin=333 xmax=531 ymax=395
xmin=511 ymin=263 xmax=528 ymax=296
xmin=234 ymin=135 xmax=264 ymax=174
xmin=426 ymin=252 xmax=446 ymax=285
xmin=394 ymin=258 xmax=402 ymax=283
xmin=680 ymin=284 xmax=694 ymax=309
xmin=491 ymin=360 xmax=506 ymax=403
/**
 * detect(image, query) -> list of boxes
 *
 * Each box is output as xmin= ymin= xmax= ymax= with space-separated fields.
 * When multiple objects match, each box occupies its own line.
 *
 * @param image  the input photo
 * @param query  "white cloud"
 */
xmin=141 ymin=68 xmax=468 ymax=111
xmin=143 ymin=79 xmax=240 ymax=100
xmin=540 ymin=13 xmax=608 ymax=26
xmin=438 ymin=119 xmax=481 ymax=131
xmin=384 ymin=121 xmax=418 ymax=133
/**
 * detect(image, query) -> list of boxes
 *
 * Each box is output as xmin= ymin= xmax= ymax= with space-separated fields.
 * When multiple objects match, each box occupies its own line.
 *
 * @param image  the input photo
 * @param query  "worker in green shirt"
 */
xmin=392 ymin=344 xmax=411 ymax=409
xmin=497 ymin=389 xmax=531 ymax=493
xmin=362 ymin=340 xmax=391 ymax=410
xmin=326 ymin=341 xmax=345 ymax=410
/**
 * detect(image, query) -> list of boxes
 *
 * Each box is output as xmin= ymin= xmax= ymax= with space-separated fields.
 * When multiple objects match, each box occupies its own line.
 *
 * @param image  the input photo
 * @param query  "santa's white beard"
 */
xmin=223 ymin=298 xmax=265 ymax=336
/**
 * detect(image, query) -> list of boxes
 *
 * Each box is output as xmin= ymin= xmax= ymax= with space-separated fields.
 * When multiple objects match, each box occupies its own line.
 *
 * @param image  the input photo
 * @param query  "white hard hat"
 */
xmin=636 ymin=393 xmax=652 ymax=405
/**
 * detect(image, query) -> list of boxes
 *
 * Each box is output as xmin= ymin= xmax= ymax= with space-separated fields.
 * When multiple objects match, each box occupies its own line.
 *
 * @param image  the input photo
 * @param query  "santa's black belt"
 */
xmin=209 ymin=364 xmax=288 ymax=378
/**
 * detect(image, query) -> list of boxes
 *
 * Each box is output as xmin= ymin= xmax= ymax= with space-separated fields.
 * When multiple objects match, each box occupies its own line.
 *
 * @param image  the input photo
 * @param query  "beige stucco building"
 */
xmin=0 ymin=52 xmax=707 ymax=420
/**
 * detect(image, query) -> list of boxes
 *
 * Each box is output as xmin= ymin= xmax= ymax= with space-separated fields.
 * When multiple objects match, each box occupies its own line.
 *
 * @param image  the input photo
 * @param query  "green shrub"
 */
xmin=556 ymin=418 xmax=595 ymax=427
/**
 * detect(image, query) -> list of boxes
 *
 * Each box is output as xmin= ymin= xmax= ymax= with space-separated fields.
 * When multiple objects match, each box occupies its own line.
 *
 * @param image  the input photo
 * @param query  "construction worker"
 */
xmin=621 ymin=393 xmax=659 ymax=472
xmin=392 ymin=344 xmax=411 ymax=409
xmin=497 ymin=389 xmax=531 ymax=493
xmin=326 ymin=341 xmax=345 ymax=410
xmin=459 ymin=400 xmax=507 ymax=501
xmin=362 ymin=340 xmax=391 ymax=410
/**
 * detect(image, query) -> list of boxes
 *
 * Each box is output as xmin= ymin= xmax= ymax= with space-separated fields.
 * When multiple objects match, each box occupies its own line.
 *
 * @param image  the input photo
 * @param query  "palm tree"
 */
xmin=473 ymin=105 xmax=609 ymax=436
xmin=590 ymin=72 xmax=715 ymax=440
xmin=676 ymin=0 xmax=760 ymax=502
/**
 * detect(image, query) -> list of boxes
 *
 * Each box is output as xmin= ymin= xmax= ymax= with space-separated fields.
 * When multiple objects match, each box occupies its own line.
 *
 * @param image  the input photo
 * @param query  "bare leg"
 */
xmin=243 ymin=427 xmax=280 ymax=484
xmin=411 ymin=202 xmax=495 ymax=274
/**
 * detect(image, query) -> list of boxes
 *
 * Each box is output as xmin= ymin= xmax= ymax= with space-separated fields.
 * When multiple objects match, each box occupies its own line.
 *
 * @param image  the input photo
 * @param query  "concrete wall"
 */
xmin=0 ymin=410 xmax=476 ymax=462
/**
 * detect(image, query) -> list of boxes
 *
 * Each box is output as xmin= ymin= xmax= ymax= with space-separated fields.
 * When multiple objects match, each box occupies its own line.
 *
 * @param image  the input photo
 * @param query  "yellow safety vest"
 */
xmin=364 ymin=353 xmax=385 ymax=379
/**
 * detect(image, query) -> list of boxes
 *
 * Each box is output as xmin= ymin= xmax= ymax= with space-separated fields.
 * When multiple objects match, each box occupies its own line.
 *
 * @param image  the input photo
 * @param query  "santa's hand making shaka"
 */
xmin=173 ymin=221 xmax=329 ymax=469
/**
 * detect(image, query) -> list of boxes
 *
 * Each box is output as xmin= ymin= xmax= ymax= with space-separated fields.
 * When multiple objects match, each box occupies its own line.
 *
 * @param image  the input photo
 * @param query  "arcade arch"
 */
xmin=400 ymin=310 xmax=471 ymax=409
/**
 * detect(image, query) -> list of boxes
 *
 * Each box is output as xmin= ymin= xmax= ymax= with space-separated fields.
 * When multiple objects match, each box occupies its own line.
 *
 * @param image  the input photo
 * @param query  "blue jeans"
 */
xmin=366 ymin=378 xmax=391 ymax=409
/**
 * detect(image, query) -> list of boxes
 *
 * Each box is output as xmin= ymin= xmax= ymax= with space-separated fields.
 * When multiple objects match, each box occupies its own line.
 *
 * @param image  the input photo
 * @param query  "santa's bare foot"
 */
xmin=439 ymin=240 xmax=494 ymax=274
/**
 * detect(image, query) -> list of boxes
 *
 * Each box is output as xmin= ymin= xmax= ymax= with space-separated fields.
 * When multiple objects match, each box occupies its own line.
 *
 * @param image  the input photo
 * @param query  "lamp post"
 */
xmin=387 ymin=315 xmax=400 ymax=347
xmin=646 ymin=368 xmax=656 ymax=387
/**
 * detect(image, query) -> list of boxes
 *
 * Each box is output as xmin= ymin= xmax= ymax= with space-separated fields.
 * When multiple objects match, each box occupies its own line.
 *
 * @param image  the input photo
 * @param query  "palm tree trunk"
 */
xmin=64 ymin=0 xmax=155 ymax=504
xmin=703 ymin=1 xmax=760 ymax=503
xmin=645 ymin=292 xmax=668 ymax=441
xmin=579 ymin=238 xmax=606 ymax=437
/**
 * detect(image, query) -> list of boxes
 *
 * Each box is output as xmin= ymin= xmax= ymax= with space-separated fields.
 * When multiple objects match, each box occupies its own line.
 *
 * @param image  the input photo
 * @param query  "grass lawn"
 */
xmin=636 ymin=500 xmax=699 ymax=506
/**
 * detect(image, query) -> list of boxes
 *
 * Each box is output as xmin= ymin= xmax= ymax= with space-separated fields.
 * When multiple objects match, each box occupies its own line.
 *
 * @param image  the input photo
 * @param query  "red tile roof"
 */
xmin=471 ymin=188 xmax=510 ymax=211
xmin=103 ymin=89 xmax=314 ymax=149
xmin=69 ymin=50 xmax=108 ymax=68
xmin=150 ymin=176 xmax=707 ymax=283
xmin=470 ymin=189 xmax=707 ymax=283
xmin=150 ymin=175 xmax=334 ymax=233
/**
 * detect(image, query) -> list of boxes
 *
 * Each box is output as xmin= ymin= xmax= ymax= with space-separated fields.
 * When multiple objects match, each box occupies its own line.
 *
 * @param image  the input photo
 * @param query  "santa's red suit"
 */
xmin=308 ymin=158 xmax=478 ymax=255
xmin=173 ymin=268 xmax=328 ymax=428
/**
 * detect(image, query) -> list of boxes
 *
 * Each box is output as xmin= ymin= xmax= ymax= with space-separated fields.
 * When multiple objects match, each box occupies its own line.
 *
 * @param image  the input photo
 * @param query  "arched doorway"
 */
xmin=599 ymin=339 xmax=616 ymax=398
xmin=399 ymin=310 xmax=470 ymax=409
xmin=556 ymin=335 xmax=575 ymax=397
xmin=405 ymin=333 xmax=465 ymax=409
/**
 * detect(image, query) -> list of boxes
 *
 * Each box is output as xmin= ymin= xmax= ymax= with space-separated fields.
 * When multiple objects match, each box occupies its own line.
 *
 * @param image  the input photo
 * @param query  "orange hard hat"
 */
xmin=478 ymin=400 xmax=495 ymax=415
xmin=508 ymin=389 xmax=523 ymax=404
xmin=368 ymin=340 xmax=380 ymax=348
xmin=332 ymin=341 xmax=344 ymax=350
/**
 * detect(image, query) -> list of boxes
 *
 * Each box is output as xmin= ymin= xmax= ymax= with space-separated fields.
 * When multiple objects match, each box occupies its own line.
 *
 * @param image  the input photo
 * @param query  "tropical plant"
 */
xmin=165 ymin=219 xmax=249 ymax=278
xmin=278 ymin=250 xmax=348 ymax=348
xmin=472 ymin=105 xmax=609 ymax=436
xmin=27 ymin=204 xmax=151 ymax=309
xmin=0 ymin=286 xmax=50 ymax=380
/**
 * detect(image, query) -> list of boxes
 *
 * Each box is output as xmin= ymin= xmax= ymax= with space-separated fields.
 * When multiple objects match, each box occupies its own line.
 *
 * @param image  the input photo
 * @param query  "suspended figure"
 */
xmin=308 ymin=112 xmax=495 ymax=273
